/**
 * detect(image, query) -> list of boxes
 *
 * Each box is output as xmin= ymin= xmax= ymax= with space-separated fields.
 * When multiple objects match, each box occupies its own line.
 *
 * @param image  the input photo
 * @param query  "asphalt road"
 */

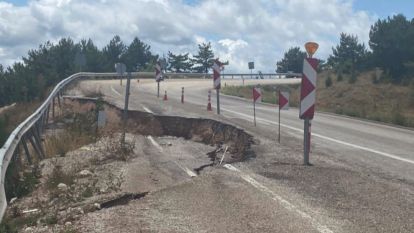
xmin=122 ymin=78 xmax=414 ymax=182
xmin=78 ymin=78 xmax=414 ymax=233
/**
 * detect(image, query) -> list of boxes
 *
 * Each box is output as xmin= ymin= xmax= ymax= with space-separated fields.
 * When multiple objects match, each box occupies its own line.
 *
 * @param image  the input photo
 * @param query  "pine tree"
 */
xmin=327 ymin=33 xmax=368 ymax=75
xmin=191 ymin=42 xmax=214 ymax=73
xmin=276 ymin=47 xmax=306 ymax=73
xmin=122 ymin=37 xmax=156 ymax=71
xmin=167 ymin=51 xmax=193 ymax=72
xmin=102 ymin=35 xmax=126 ymax=71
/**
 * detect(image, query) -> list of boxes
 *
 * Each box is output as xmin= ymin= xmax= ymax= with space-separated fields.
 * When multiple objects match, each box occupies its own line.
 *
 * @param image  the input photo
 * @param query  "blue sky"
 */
xmin=353 ymin=0 xmax=414 ymax=19
xmin=0 ymin=0 xmax=412 ymax=72
xmin=4 ymin=0 xmax=414 ymax=19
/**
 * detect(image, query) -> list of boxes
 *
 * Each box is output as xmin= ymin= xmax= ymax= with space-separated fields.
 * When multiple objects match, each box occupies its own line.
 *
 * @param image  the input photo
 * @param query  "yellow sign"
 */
xmin=305 ymin=42 xmax=319 ymax=58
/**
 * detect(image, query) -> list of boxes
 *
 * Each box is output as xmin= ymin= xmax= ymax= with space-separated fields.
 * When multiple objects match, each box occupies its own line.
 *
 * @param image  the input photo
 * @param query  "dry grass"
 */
xmin=44 ymin=132 xmax=95 ymax=158
xmin=317 ymin=70 xmax=414 ymax=127
xmin=222 ymin=70 xmax=414 ymax=127
xmin=0 ymin=101 xmax=42 ymax=133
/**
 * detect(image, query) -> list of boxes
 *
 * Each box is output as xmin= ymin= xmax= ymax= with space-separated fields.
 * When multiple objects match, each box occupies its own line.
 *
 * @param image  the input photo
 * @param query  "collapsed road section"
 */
xmin=99 ymin=100 xmax=255 ymax=163
xmin=2 ymin=98 xmax=256 ymax=233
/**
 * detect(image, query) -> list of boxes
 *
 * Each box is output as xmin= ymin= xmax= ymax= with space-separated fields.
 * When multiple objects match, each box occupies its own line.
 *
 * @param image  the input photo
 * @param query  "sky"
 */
xmin=0 ymin=0 xmax=413 ymax=73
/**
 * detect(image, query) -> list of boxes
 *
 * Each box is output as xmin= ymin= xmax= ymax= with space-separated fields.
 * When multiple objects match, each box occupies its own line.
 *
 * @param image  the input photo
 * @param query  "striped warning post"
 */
xmin=155 ymin=61 xmax=162 ymax=82
xmin=212 ymin=59 xmax=222 ymax=89
xmin=299 ymin=58 xmax=319 ymax=119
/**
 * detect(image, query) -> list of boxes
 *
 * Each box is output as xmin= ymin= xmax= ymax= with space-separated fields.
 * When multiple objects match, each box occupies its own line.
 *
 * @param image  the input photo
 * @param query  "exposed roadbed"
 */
xmin=8 ymin=79 xmax=413 ymax=233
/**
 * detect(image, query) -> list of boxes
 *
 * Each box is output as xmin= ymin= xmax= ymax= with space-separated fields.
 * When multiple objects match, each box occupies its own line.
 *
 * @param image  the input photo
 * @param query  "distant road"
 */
xmin=124 ymin=78 xmax=414 ymax=181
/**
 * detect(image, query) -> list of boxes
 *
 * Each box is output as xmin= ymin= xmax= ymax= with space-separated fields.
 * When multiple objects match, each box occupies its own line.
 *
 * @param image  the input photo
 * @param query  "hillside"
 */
xmin=222 ymin=70 xmax=414 ymax=127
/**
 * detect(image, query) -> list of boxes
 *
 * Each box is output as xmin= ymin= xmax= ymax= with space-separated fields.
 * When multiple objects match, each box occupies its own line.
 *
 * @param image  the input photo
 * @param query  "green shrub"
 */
xmin=392 ymin=111 xmax=406 ymax=126
xmin=348 ymin=73 xmax=357 ymax=84
xmin=5 ymin=161 xmax=39 ymax=200
xmin=46 ymin=164 xmax=74 ymax=190
xmin=372 ymin=73 xmax=379 ymax=84
xmin=337 ymin=73 xmax=343 ymax=82
xmin=325 ymin=76 xmax=333 ymax=87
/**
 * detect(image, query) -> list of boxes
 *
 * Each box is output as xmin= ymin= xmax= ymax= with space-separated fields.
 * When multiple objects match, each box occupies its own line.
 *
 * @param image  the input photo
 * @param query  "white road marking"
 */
xmin=222 ymin=107 xmax=414 ymax=165
xmin=111 ymin=86 xmax=122 ymax=97
xmin=174 ymin=161 xmax=197 ymax=177
xmin=147 ymin=136 xmax=163 ymax=152
xmin=147 ymin=136 xmax=197 ymax=177
xmin=224 ymin=164 xmax=333 ymax=233
xmin=141 ymin=105 xmax=154 ymax=114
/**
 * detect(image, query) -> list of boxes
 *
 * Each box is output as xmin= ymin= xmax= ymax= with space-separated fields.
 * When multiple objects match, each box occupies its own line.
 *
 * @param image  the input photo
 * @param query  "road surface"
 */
xmin=76 ymin=78 xmax=414 ymax=233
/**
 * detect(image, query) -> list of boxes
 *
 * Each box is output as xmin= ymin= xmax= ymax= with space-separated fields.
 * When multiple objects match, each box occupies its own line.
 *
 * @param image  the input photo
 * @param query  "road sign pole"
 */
xmin=304 ymin=118 xmax=310 ymax=165
xmin=253 ymin=100 xmax=256 ymax=126
xmin=216 ymin=89 xmax=220 ymax=115
xmin=308 ymin=120 xmax=312 ymax=153
xmin=121 ymin=72 xmax=131 ymax=146
xmin=278 ymin=91 xmax=281 ymax=143
xmin=157 ymin=81 xmax=160 ymax=98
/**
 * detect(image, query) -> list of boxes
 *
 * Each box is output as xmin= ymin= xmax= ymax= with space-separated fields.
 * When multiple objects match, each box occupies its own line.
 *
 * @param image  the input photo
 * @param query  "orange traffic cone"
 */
xmin=163 ymin=91 xmax=168 ymax=101
xmin=207 ymin=90 xmax=212 ymax=111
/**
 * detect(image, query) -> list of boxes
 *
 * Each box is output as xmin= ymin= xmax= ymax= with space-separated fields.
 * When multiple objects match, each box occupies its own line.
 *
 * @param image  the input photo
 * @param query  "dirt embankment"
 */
xmin=126 ymin=111 xmax=254 ymax=161
xmin=94 ymin=101 xmax=254 ymax=162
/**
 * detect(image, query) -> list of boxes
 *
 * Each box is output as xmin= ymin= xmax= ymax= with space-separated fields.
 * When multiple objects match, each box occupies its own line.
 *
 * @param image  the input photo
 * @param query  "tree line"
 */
xmin=0 ymin=36 xmax=216 ymax=107
xmin=277 ymin=14 xmax=414 ymax=84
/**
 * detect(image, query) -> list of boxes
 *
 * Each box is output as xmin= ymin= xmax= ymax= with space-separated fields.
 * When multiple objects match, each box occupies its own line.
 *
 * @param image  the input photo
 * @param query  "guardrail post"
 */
xmin=27 ymin=132 xmax=42 ymax=159
xmin=57 ymin=92 xmax=61 ymax=108
xmin=52 ymin=97 xmax=55 ymax=120
xmin=39 ymin=112 xmax=45 ymax=134
xmin=31 ymin=128 xmax=45 ymax=159
xmin=20 ymin=137 xmax=32 ymax=164
xmin=45 ymin=105 xmax=50 ymax=126
xmin=12 ymin=150 xmax=19 ymax=163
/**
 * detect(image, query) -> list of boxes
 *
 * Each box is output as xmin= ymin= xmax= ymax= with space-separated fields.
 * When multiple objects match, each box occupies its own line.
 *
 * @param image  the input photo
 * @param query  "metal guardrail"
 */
xmin=0 ymin=72 xmax=128 ymax=221
xmin=0 ymin=70 xmax=302 ymax=222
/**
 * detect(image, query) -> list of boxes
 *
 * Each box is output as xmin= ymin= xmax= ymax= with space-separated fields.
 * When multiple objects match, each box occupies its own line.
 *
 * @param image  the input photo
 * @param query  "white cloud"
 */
xmin=0 ymin=0 xmax=376 ymax=72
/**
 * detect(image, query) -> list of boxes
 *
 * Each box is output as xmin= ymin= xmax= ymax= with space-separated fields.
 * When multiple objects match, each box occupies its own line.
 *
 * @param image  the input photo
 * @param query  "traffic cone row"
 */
xmin=160 ymin=89 xmax=213 ymax=112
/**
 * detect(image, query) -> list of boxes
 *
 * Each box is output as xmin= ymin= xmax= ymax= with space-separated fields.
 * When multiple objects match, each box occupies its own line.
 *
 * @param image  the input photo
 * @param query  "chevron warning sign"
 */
xmin=212 ymin=59 xmax=223 ymax=89
xmin=155 ymin=61 xmax=162 ymax=82
xmin=253 ymin=87 xmax=262 ymax=103
xmin=279 ymin=91 xmax=289 ymax=110
xmin=299 ymin=58 xmax=319 ymax=119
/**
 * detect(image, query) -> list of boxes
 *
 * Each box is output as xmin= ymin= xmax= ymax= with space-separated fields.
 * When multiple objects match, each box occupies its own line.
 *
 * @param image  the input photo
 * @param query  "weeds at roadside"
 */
xmin=46 ymin=161 xmax=75 ymax=191
xmin=60 ymin=226 xmax=80 ymax=233
xmin=95 ymin=131 xmax=136 ymax=162
xmin=0 ymin=212 xmax=42 ymax=233
xmin=5 ymin=161 xmax=40 ymax=201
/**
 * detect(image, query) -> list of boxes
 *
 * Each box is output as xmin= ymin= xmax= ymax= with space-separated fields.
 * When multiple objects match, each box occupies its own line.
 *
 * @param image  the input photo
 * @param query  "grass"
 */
xmin=4 ymin=160 xmax=40 ymax=201
xmin=45 ymin=108 xmax=98 ymax=158
xmin=222 ymin=84 xmax=301 ymax=107
xmin=46 ymin=164 xmax=75 ymax=190
xmin=0 ymin=101 xmax=42 ymax=147
xmin=0 ymin=213 xmax=42 ymax=233
xmin=221 ymin=70 xmax=414 ymax=128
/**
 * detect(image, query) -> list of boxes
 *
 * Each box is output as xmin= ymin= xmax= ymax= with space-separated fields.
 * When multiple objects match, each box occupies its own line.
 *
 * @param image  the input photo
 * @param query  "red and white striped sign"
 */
xmin=253 ymin=87 xmax=262 ymax=103
xmin=299 ymin=58 xmax=319 ymax=119
xmin=212 ymin=59 xmax=222 ymax=89
xmin=155 ymin=61 xmax=162 ymax=82
xmin=279 ymin=91 xmax=289 ymax=110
